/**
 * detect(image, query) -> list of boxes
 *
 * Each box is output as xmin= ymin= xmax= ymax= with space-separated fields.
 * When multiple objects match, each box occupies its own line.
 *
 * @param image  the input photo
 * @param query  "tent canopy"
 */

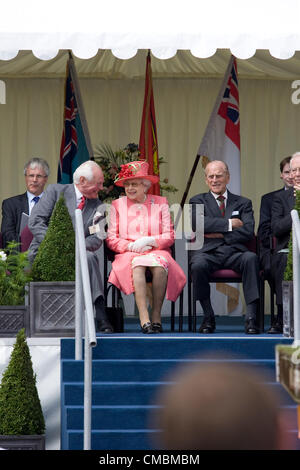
xmin=1 ymin=0 xmax=300 ymax=61
xmin=1 ymin=49 xmax=300 ymax=80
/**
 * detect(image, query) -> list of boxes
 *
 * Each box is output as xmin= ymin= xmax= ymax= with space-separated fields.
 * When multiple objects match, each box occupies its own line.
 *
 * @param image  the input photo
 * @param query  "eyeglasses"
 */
xmin=206 ymin=173 xmax=227 ymax=181
xmin=26 ymin=174 xmax=47 ymax=180
xmin=123 ymin=182 xmax=143 ymax=188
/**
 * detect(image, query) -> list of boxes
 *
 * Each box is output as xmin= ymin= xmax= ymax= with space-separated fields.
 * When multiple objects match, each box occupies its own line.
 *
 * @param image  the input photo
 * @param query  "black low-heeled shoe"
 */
xmin=199 ymin=317 xmax=216 ymax=334
xmin=141 ymin=322 xmax=155 ymax=334
xmin=152 ymin=322 xmax=163 ymax=333
xmin=245 ymin=319 xmax=260 ymax=335
xmin=96 ymin=320 xmax=114 ymax=334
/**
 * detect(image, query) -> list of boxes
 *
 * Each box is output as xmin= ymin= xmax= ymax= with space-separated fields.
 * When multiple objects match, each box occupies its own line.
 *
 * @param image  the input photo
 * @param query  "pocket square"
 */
xmin=232 ymin=210 xmax=239 ymax=216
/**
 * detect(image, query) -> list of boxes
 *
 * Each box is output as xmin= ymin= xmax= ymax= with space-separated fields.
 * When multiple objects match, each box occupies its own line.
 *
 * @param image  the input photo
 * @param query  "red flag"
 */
xmin=139 ymin=51 xmax=160 ymax=195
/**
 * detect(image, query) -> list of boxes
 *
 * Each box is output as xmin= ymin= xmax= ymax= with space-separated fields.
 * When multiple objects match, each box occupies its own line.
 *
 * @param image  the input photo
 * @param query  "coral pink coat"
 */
xmin=106 ymin=195 xmax=186 ymax=301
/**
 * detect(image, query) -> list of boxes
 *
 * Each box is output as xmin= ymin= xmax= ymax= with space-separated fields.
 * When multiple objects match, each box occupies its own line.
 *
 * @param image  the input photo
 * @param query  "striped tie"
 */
xmin=77 ymin=196 xmax=86 ymax=210
xmin=217 ymin=195 xmax=225 ymax=217
xmin=32 ymin=196 xmax=40 ymax=204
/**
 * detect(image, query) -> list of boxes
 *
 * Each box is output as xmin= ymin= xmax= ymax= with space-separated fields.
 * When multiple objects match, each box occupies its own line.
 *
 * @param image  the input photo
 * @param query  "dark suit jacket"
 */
xmin=271 ymin=187 xmax=295 ymax=252
xmin=189 ymin=190 xmax=255 ymax=253
xmin=1 ymin=192 xmax=29 ymax=247
xmin=257 ymin=188 xmax=284 ymax=272
xmin=258 ymin=189 xmax=284 ymax=250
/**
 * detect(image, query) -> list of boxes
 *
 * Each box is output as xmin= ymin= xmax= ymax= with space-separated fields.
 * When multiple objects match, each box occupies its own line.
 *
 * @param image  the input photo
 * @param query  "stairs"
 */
xmin=60 ymin=329 xmax=299 ymax=450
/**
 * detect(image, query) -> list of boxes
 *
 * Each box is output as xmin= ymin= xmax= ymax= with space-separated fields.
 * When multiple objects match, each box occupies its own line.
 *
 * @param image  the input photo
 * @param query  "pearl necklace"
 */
xmin=135 ymin=194 xmax=147 ymax=209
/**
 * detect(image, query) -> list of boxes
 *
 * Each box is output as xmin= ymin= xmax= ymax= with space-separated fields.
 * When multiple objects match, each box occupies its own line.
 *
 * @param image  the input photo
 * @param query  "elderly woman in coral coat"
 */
xmin=106 ymin=161 xmax=186 ymax=334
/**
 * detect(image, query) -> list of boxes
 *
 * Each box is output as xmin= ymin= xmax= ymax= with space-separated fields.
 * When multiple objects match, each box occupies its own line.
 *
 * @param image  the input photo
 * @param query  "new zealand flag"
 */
xmin=57 ymin=67 xmax=78 ymax=183
xmin=57 ymin=55 xmax=92 ymax=184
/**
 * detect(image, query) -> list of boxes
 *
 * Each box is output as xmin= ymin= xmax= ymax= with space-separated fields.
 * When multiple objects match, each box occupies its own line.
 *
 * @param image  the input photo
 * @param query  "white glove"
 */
xmin=131 ymin=236 xmax=157 ymax=253
xmin=140 ymin=245 xmax=153 ymax=253
xmin=127 ymin=242 xmax=152 ymax=253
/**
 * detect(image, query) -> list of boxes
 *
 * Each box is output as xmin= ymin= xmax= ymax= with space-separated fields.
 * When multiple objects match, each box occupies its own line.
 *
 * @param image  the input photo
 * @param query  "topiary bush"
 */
xmin=31 ymin=194 xmax=75 ymax=281
xmin=0 ymin=242 xmax=32 ymax=305
xmin=0 ymin=328 xmax=45 ymax=435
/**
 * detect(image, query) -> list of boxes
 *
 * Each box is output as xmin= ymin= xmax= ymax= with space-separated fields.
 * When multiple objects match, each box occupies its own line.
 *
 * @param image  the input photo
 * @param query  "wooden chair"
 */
xmin=187 ymin=235 xmax=264 ymax=332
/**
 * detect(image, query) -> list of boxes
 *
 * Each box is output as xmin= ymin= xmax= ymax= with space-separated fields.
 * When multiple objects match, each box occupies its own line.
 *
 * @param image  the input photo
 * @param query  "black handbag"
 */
xmin=105 ymin=285 xmax=124 ymax=333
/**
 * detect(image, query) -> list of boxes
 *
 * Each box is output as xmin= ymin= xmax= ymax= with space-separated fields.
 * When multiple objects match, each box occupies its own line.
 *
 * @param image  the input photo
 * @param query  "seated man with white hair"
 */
xmin=28 ymin=160 xmax=113 ymax=333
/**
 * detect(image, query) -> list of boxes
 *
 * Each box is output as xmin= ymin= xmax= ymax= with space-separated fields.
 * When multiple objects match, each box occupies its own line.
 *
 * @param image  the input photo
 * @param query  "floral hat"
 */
xmin=114 ymin=160 xmax=159 ymax=187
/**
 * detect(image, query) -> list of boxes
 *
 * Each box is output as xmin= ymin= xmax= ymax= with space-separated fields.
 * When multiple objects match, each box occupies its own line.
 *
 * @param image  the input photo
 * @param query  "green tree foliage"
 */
xmin=0 ymin=329 xmax=45 ymax=435
xmin=31 ymin=194 xmax=75 ymax=281
xmin=284 ymin=190 xmax=300 ymax=281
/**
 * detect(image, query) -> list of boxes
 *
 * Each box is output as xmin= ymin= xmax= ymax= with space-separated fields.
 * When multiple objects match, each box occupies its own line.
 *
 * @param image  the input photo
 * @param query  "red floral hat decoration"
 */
xmin=114 ymin=161 xmax=159 ymax=187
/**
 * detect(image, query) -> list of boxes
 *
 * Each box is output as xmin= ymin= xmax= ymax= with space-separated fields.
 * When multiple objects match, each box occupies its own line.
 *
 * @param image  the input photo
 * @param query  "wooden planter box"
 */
xmin=0 ymin=434 xmax=45 ymax=450
xmin=282 ymin=280 xmax=294 ymax=338
xmin=29 ymin=281 xmax=75 ymax=337
xmin=0 ymin=305 xmax=29 ymax=337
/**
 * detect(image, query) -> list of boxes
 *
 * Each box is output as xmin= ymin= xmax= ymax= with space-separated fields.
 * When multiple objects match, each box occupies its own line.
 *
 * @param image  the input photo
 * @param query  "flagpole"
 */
xmin=174 ymin=154 xmax=201 ymax=230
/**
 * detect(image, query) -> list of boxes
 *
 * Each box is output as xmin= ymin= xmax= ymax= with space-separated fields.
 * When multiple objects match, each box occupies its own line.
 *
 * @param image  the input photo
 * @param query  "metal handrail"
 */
xmin=291 ymin=209 xmax=300 ymax=346
xmin=74 ymin=209 xmax=97 ymax=450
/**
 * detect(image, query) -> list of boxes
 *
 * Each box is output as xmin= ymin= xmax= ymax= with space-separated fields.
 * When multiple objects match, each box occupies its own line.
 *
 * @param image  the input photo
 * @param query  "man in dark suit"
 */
xmin=271 ymin=152 xmax=300 ymax=333
xmin=258 ymin=156 xmax=293 ymax=333
xmin=189 ymin=160 xmax=260 ymax=334
xmin=1 ymin=158 xmax=50 ymax=249
xmin=28 ymin=160 xmax=113 ymax=333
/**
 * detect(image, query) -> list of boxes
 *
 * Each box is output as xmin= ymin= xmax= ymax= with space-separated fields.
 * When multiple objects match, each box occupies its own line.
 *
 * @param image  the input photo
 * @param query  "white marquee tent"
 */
xmin=1 ymin=0 xmax=300 ymax=61
xmin=1 ymin=0 xmax=300 ymax=449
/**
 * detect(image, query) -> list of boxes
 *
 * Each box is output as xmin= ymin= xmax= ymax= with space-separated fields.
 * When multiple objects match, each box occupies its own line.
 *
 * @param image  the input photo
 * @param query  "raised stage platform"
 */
xmin=0 ymin=316 xmax=297 ymax=450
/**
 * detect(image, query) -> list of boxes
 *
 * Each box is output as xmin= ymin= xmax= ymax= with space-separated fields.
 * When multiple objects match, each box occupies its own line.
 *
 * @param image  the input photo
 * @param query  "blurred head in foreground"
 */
xmin=154 ymin=360 xmax=292 ymax=450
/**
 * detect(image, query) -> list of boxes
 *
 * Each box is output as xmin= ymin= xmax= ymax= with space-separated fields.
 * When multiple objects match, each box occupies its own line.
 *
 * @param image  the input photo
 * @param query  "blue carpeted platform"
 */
xmin=60 ymin=316 xmax=299 ymax=450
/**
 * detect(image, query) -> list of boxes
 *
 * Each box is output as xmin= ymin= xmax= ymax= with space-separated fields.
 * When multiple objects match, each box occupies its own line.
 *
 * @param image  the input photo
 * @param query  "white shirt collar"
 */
xmin=74 ymin=184 xmax=83 ymax=204
xmin=210 ymin=189 xmax=228 ymax=200
xmin=27 ymin=191 xmax=43 ymax=202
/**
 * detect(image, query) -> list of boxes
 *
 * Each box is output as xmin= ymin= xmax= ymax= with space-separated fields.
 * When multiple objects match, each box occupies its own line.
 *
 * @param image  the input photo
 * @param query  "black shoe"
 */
xmin=152 ymin=322 xmax=163 ymax=333
xmin=199 ymin=317 xmax=216 ymax=334
xmin=245 ymin=319 xmax=260 ymax=335
xmin=267 ymin=323 xmax=283 ymax=334
xmin=96 ymin=320 xmax=114 ymax=334
xmin=95 ymin=297 xmax=114 ymax=333
xmin=141 ymin=322 xmax=155 ymax=334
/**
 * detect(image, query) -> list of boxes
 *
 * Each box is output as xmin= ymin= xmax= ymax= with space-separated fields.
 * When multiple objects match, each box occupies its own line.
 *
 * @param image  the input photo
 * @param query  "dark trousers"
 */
xmin=190 ymin=246 xmax=260 ymax=306
xmin=272 ymin=251 xmax=288 ymax=306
